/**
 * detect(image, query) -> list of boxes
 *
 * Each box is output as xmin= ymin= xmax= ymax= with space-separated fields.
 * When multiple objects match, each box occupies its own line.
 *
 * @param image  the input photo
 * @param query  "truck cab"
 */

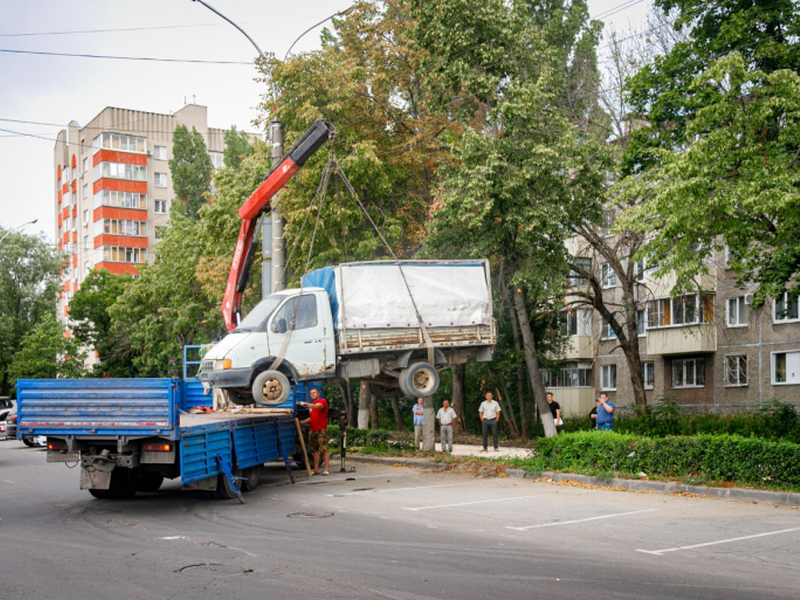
xmin=201 ymin=287 xmax=336 ymax=405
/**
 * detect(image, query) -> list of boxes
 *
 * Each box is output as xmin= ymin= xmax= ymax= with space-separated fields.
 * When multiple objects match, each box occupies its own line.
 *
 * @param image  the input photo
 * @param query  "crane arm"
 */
xmin=222 ymin=119 xmax=333 ymax=331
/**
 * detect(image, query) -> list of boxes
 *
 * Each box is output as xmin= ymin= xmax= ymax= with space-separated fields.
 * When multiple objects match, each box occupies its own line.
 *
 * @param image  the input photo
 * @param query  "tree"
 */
xmin=618 ymin=1 xmax=800 ymax=301
xmin=69 ymin=269 xmax=135 ymax=377
xmin=418 ymin=0 xmax=608 ymax=437
xmin=9 ymin=313 xmax=88 ymax=381
xmin=0 ymin=229 xmax=61 ymax=395
xmin=169 ymin=124 xmax=214 ymax=220
xmin=223 ymin=126 xmax=254 ymax=169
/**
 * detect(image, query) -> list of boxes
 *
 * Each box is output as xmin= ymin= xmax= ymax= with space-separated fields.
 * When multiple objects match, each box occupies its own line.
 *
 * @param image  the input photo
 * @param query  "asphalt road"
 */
xmin=1 ymin=439 xmax=799 ymax=600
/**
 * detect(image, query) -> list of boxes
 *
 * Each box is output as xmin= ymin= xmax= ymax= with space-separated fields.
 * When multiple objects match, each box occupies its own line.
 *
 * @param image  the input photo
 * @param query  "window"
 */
xmin=637 ymin=308 xmax=647 ymax=336
xmin=102 ymin=246 xmax=144 ymax=264
xmin=83 ymin=209 xmax=89 ymax=226
xmin=93 ymin=162 xmax=147 ymax=181
xmin=774 ymin=292 xmax=800 ymax=323
xmin=154 ymin=172 xmax=168 ymax=187
xmin=567 ymin=256 xmax=591 ymax=288
xmin=153 ymin=145 xmax=167 ymax=160
xmin=542 ymin=364 xmax=592 ymax=388
xmin=94 ymin=190 xmax=147 ymax=210
xmin=154 ymin=199 xmax=168 ymax=214
xmin=602 ymin=315 xmax=617 ymax=339
xmin=84 ymin=261 xmax=91 ymax=274
xmin=642 ymin=361 xmax=654 ymax=390
xmin=209 ymin=151 xmax=224 ymax=169
xmin=560 ymin=309 xmax=591 ymax=337
xmin=601 ymin=364 xmax=617 ymax=390
xmin=772 ymin=351 xmax=800 ymax=385
xmin=82 ymin=183 xmax=88 ymax=200
xmin=273 ymin=294 xmax=318 ymax=331
xmin=95 ymin=219 xmax=147 ymax=237
xmin=647 ymin=294 xmax=714 ymax=327
xmin=601 ymin=263 xmax=616 ymax=288
xmin=727 ymin=296 xmax=749 ymax=327
xmin=83 ymin=235 xmax=88 ymax=251
xmin=672 ymin=357 xmax=705 ymax=388
xmin=600 ymin=210 xmax=614 ymax=236
xmin=92 ymin=133 xmax=146 ymax=153
xmin=64 ymin=217 xmax=70 ymax=231
xmin=82 ymin=157 xmax=88 ymax=173
xmin=635 ymin=257 xmax=647 ymax=282
xmin=724 ymin=355 xmax=748 ymax=387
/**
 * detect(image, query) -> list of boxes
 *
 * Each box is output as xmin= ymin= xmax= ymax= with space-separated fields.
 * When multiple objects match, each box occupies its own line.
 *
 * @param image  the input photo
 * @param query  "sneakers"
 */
xmin=480 ymin=448 xmax=488 ymax=453
xmin=322 ymin=471 xmax=329 ymax=476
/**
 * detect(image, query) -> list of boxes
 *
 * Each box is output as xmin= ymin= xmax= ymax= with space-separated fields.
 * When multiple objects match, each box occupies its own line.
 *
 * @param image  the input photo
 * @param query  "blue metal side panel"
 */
xmin=16 ymin=378 xmax=180 ymax=439
xmin=277 ymin=419 xmax=296 ymax=457
xmin=232 ymin=421 xmax=279 ymax=468
xmin=183 ymin=378 xmax=210 ymax=411
xmin=180 ymin=427 xmax=232 ymax=484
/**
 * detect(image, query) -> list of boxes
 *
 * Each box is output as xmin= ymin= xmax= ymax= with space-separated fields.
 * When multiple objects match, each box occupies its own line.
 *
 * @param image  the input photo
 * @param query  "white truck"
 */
xmin=200 ymin=260 xmax=495 ymax=404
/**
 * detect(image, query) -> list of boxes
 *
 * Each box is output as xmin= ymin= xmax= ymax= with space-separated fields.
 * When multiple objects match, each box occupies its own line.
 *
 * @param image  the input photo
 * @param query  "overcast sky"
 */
xmin=0 ymin=0 xmax=652 ymax=242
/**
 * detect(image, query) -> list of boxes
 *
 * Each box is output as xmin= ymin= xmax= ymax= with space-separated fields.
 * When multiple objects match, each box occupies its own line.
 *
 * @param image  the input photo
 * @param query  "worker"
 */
xmin=299 ymin=387 xmax=330 ymax=475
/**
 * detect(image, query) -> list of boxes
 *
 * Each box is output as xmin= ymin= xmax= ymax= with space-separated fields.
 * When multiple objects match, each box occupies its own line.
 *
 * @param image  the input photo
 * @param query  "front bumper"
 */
xmin=200 ymin=367 xmax=252 ymax=389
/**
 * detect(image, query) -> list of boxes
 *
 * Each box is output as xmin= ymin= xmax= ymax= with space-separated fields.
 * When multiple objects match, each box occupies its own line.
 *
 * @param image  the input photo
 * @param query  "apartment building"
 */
xmin=546 ymin=237 xmax=800 ymax=417
xmin=53 ymin=104 xmax=231 ymax=320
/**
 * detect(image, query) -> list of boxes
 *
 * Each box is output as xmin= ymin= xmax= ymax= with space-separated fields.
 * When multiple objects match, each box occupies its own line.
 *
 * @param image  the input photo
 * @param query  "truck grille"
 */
xmin=203 ymin=360 xmax=214 ymax=372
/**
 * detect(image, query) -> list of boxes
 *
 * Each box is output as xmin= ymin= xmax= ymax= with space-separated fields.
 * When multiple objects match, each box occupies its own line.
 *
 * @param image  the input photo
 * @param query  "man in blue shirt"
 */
xmin=596 ymin=392 xmax=615 ymax=431
xmin=412 ymin=397 xmax=425 ymax=450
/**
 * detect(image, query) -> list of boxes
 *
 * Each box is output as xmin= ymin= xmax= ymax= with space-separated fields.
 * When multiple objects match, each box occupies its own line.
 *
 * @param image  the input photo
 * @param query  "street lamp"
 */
xmin=0 ymin=218 xmax=38 ymax=246
xmin=284 ymin=5 xmax=357 ymax=61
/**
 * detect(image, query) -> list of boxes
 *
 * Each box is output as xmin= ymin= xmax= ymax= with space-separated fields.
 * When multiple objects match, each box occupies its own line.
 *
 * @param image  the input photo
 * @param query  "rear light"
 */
xmin=47 ymin=440 xmax=68 ymax=451
xmin=143 ymin=443 xmax=172 ymax=452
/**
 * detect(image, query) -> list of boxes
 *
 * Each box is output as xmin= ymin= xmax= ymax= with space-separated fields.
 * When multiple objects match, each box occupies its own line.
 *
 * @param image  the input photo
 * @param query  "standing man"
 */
xmin=299 ymin=388 xmax=330 ymax=475
xmin=596 ymin=392 xmax=615 ymax=431
xmin=412 ymin=397 xmax=425 ymax=450
xmin=546 ymin=392 xmax=562 ymax=433
xmin=478 ymin=391 xmax=502 ymax=452
xmin=436 ymin=400 xmax=458 ymax=453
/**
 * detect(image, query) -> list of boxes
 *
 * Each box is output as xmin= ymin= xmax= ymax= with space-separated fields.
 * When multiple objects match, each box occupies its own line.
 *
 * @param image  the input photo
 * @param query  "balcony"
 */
xmin=561 ymin=335 xmax=594 ymax=361
xmin=646 ymin=323 xmax=716 ymax=355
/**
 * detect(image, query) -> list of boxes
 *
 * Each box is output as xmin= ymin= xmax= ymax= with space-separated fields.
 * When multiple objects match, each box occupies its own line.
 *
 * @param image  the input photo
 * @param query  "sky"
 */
xmin=0 ymin=0 xmax=652 ymax=243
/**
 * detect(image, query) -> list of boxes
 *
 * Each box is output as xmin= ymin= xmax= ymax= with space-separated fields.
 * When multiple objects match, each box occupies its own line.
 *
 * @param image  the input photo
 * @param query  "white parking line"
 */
xmin=506 ymin=508 xmax=658 ymax=531
xmin=637 ymin=526 xmax=800 ymax=556
xmin=403 ymin=495 xmax=542 ymax=512
xmin=327 ymin=482 xmax=471 ymax=497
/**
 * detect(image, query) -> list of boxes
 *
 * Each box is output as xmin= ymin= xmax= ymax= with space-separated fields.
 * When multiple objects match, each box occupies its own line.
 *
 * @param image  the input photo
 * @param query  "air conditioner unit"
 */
xmin=146 ymin=150 xmax=153 ymax=157
xmin=744 ymin=293 xmax=753 ymax=305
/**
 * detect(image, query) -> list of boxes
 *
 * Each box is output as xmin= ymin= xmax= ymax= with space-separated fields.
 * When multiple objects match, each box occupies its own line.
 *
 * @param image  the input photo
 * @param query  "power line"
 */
xmin=0 ymin=47 xmax=253 ymax=65
xmin=593 ymin=0 xmax=649 ymax=22
xmin=0 ymin=23 xmax=220 ymax=38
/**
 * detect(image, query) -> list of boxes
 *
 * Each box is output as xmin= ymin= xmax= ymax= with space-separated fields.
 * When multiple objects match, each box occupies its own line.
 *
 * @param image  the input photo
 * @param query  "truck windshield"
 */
xmin=235 ymin=295 xmax=284 ymax=332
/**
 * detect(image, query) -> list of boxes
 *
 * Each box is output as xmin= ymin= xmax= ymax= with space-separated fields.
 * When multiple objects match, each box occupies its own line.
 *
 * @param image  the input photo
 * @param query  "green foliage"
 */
xmin=223 ymin=127 xmax=254 ymax=169
xmin=327 ymin=425 xmax=400 ymax=450
xmin=520 ymin=431 xmax=800 ymax=490
xmin=0 ymin=229 xmax=61 ymax=395
xmin=169 ymin=125 xmax=214 ymax=220
xmin=9 ymin=313 xmax=88 ymax=382
xmin=69 ymin=269 xmax=136 ymax=377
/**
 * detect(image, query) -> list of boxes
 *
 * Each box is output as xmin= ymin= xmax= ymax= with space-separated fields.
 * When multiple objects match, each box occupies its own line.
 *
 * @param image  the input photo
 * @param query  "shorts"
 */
xmin=309 ymin=429 xmax=329 ymax=453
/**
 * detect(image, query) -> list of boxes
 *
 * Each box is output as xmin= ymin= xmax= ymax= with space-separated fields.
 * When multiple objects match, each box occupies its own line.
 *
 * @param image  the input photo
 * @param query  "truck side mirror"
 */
xmin=272 ymin=318 xmax=288 ymax=334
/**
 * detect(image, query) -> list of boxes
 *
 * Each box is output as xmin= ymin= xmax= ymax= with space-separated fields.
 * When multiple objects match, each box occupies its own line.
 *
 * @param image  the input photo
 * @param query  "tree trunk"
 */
xmin=513 ymin=285 xmax=558 ymax=437
xmin=357 ymin=382 xmax=370 ymax=429
xmin=369 ymin=387 xmax=379 ymax=429
xmin=422 ymin=396 xmax=436 ymax=451
xmin=389 ymin=394 xmax=403 ymax=431
xmin=451 ymin=364 xmax=466 ymax=432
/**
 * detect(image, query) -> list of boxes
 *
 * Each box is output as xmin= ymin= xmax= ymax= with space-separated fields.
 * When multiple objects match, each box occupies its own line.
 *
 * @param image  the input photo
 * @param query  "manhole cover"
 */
xmin=287 ymin=512 xmax=334 ymax=518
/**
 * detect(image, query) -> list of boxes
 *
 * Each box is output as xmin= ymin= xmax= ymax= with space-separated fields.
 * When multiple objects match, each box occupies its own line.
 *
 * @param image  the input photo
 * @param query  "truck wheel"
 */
xmin=251 ymin=370 xmax=291 ymax=406
xmin=139 ymin=472 xmax=164 ymax=492
xmin=105 ymin=469 xmax=139 ymax=499
xmin=242 ymin=465 xmax=261 ymax=491
xmin=213 ymin=469 xmax=242 ymax=500
xmin=369 ymin=383 xmax=399 ymax=399
xmin=88 ymin=489 xmax=110 ymax=499
xmin=399 ymin=362 xmax=439 ymax=399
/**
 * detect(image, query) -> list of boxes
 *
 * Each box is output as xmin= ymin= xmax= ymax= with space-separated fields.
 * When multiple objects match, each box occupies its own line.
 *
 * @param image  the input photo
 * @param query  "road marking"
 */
xmin=506 ymin=508 xmax=658 ymax=531
xmin=159 ymin=536 xmax=189 ymax=540
xmin=637 ymin=526 xmax=800 ymax=556
xmin=403 ymin=495 xmax=542 ymax=512
xmin=327 ymin=482 xmax=471 ymax=497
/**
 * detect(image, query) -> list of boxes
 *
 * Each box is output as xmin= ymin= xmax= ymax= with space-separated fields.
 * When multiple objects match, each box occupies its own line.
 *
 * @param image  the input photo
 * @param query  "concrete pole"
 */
xmin=268 ymin=121 xmax=286 ymax=294
xmin=422 ymin=396 xmax=436 ymax=451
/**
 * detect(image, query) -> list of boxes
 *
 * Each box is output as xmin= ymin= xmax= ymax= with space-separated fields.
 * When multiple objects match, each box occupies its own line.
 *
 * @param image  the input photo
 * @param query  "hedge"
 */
xmin=517 ymin=431 xmax=800 ymax=491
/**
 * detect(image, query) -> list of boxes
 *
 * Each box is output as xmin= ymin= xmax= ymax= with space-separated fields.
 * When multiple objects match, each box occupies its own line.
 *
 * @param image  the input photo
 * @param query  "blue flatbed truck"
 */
xmin=15 ymin=376 xmax=307 ymax=501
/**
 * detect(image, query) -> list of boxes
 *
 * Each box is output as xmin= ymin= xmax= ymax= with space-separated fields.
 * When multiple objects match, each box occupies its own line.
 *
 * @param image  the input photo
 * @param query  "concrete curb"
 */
xmin=345 ymin=454 xmax=800 ymax=506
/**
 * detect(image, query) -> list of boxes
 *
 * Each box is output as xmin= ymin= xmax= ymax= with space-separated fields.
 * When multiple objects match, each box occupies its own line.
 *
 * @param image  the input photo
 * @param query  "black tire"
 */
xmin=213 ymin=469 xmax=242 ymax=500
xmin=88 ymin=488 xmax=110 ymax=499
xmin=22 ymin=437 xmax=37 ymax=447
xmin=104 ymin=469 xmax=139 ymax=500
xmin=241 ymin=465 xmax=261 ymax=492
xmin=138 ymin=472 xmax=164 ymax=493
xmin=223 ymin=388 xmax=255 ymax=407
xmin=399 ymin=362 xmax=440 ymax=399
xmin=251 ymin=370 xmax=291 ymax=406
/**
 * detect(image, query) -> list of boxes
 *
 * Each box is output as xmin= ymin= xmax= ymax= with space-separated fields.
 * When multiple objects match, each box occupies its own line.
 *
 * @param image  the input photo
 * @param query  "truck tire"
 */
xmin=139 ymin=472 xmax=164 ymax=492
xmin=242 ymin=465 xmax=261 ymax=491
xmin=251 ymin=370 xmax=291 ymax=406
xmin=223 ymin=388 xmax=256 ymax=407
xmin=105 ymin=469 xmax=139 ymax=499
xmin=399 ymin=362 xmax=439 ymax=398
xmin=213 ymin=469 xmax=242 ymax=500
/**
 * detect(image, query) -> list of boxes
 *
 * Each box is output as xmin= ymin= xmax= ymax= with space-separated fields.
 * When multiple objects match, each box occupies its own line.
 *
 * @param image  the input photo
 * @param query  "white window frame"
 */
xmin=724 ymin=355 xmax=748 ymax=387
xmin=772 ymin=351 xmax=800 ymax=385
xmin=727 ymin=296 xmax=749 ymax=328
xmin=153 ymin=145 xmax=168 ymax=160
xmin=601 ymin=316 xmax=617 ymax=340
xmin=154 ymin=199 xmax=168 ymax=214
xmin=154 ymin=172 xmax=168 ymax=188
xmin=672 ymin=357 xmax=705 ymax=388
xmin=601 ymin=364 xmax=617 ymax=391
xmin=637 ymin=308 xmax=647 ymax=337
xmin=774 ymin=292 xmax=800 ymax=324
xmin=601 ymin=263 xmax=616 ymax=288
xmin=642 ymin=360 xmax=654 ymax=390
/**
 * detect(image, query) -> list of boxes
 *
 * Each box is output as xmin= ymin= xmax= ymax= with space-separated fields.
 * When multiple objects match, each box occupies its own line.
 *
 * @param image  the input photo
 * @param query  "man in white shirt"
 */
xmin=478 ymin=391 xmax=502 ymax=452
xmin=436 ymin=400 xmax=458 ymax=453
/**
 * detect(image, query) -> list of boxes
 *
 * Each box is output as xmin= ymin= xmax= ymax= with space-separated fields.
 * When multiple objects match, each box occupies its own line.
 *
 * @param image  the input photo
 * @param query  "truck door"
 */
xmin=267 ymin=292 xmax=333 ymax=377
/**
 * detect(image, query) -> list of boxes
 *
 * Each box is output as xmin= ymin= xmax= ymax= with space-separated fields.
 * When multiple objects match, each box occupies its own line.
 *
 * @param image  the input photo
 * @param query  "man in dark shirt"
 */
xmin=546 ymin=392 xmax=562 ymax=433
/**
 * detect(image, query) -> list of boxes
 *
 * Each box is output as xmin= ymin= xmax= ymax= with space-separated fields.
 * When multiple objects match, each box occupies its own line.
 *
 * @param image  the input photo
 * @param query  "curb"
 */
xmin=345 ymin=454 xmax=800 ymax=506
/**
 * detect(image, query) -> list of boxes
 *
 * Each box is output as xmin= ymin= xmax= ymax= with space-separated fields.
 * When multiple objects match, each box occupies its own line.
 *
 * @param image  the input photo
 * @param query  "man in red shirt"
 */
xmin=299 ymin=388 xmax=330 ymax=476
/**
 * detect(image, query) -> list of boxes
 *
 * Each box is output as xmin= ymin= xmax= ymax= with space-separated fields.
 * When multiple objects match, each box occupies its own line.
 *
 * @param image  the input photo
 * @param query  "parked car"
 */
xmin=4 ymin=405 xmax=44 ymax=446
xmin=0 ymin=407 xmax=9 ymax=435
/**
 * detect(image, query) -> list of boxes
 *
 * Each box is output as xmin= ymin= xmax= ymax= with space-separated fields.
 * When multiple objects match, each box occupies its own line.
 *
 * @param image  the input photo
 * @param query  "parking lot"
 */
xmin=2 ymin=439 xmax=799 ymax=599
